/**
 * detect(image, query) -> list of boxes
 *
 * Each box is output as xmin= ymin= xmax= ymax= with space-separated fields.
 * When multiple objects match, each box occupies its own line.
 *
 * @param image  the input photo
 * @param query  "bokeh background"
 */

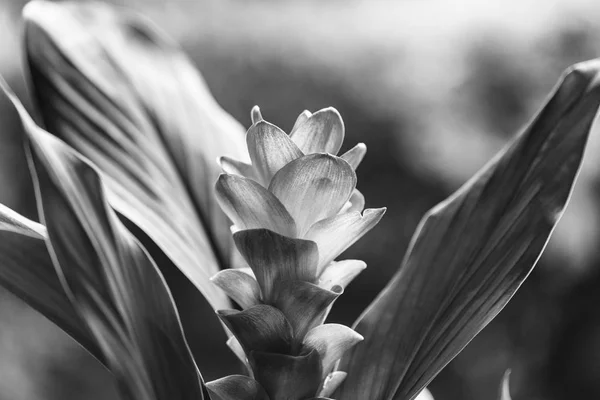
xmin=2 ymin=0 xmax=600 ymax=399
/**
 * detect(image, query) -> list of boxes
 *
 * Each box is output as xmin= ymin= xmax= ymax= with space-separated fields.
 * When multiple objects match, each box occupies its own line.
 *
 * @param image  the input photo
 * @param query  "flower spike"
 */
xmin=212 ymin=107 xmax=384 ymax=399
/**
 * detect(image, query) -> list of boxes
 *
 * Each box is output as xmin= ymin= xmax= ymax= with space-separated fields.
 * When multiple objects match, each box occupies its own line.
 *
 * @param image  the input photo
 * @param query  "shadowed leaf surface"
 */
xmin=10 ymin=86 xmax=206 ymax=400
xmin=337 ymin=60 xmax=600 ymax=400
xmin=24 ymin=0 xmax=248 ymax=310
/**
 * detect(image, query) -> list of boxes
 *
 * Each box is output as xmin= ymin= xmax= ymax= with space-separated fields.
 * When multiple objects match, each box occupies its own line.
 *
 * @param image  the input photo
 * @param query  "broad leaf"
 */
xmin=337 ymin=61 xmax=600 ymax=400
xmin=24 ymin=0 xmax=248 ymax=310
xmin=0 ymin=202 xmax=100 ymax=360
xmin=12 ymin=85 xmax=206 ymax=400
xmin=0 ymin=83 xmax=102 ymax=361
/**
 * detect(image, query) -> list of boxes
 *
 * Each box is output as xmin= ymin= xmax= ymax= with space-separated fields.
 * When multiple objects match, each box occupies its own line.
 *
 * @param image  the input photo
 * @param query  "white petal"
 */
xmin=289 ymin=107 xmax=344 ymax=155
xmin=218 ymin=156 xmax=258 ymax=181
xmin=319 ymin=371 xmax=347 ymax=398
xmin=211 ymin=269 xmax=261 ymax=309
xmin=269 ymin=154 xmax=356 ymax=236
xmin=303 ymin=324 xmax=363 ymax=375
xmin=339 ymin=189 xmax=365 ymax=214
xmin=306 ymin=208 xmax=386 ymax=273
xmin=416 ymin=389 xmax=435 ymax=400
xmin=290 ymin=110 xmax=312 ymax=135
xmin=215 ymin=174 xmax=296 ymax=237
xmin=340 ymin=143 xmax=367 ymax=170
xmin=246 ymin=120 xmax=303 ymax=185
xmin=318 ymin=259 xmax=366 ymax=290
xmin=227 ymin=336 xmax=248 ymax=367
xmin=251 ymin=105 xmax=263 ymax=124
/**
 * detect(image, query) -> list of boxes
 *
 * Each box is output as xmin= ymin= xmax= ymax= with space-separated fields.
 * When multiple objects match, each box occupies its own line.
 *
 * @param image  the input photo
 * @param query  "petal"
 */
xmin=319 ymin=371 xmax=347 ymax=398
xmin=340 ymin=143 xmax=367 ymax=170
xmin=272 ymin=281 xmax=342 ymax=341
xmin=269 ymin=154 xmax=357 ymax=236
xmin=339 ymin=189 xmax=365 ymax=214
xmin=318 ymin=260 xmax=366 ymax=290
xmin=337 ymin=60 xmax=600 ymax=400
xmin=303 ymin=324 xmax=363 ymax=375
xmin=290 ymin=110 xmax=312 ymax=135
xmin=227 ymin=336 xmax=249 ymax=367
xmin=306 ymin=208 xmax=386 ymax=273
xmin=207 ymin=375 xmax=269 ymax=400
xmin=24 ymin=0 xmax=241 ymax=311
xmin=24 ymin=105 xmax=205 ymax=398
xmin=251 ymin=105 xmax=264 ymax=124
xmin=219 ymin=156 xmax=258 ymax=182
xmin=251 ymin=349 xmax=322 ymax=400
xmin=216 ymin=174 xmax=296 ymax=237
xmin=247 ymin=120 xmax=303 ymax=185
xmin=211 ymin=269 xmax=262 ymax=309
xmin=416 ymin=389 xmax=435 ymax=400
xmin=499 ymin=370 xmax=511 ymax=400
xmin=218 ymin=305 xmax=293 ymax=355
xmin=233 ymin=229 xmax=319 ymax=301
xmin=289 ymin=108 xmax=344 ymax=155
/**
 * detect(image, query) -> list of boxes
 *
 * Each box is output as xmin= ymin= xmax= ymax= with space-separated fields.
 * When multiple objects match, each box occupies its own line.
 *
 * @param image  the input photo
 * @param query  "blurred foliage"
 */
xmin=2 ymin=0 xmax=600 ymax=399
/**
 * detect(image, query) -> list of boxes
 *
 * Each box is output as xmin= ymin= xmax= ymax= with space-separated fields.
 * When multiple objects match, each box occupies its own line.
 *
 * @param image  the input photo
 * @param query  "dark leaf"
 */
xmin=13 ymin=85 xmax=205 ymax=400
xmin=24 ymin=0 xmax=247 ymax=310
xmin=338 ymin=61 xmax=600 ymax=400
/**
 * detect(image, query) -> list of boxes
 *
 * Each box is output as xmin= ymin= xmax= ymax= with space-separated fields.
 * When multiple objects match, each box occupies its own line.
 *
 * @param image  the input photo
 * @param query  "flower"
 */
xmin=0 ymin=2 xmax=597 ymax=400
xmin=211 ymin=107 xmax=385 ymax=398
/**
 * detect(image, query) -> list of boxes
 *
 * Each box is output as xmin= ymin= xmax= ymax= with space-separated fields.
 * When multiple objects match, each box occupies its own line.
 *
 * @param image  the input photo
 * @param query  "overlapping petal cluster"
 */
xmin=211 ymin=107 xmax=385 ymax=399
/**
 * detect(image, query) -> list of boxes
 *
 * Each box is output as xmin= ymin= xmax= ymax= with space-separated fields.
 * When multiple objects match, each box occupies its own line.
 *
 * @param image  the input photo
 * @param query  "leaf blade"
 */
xmin=337 ymin=60 xmax=600 ymax=400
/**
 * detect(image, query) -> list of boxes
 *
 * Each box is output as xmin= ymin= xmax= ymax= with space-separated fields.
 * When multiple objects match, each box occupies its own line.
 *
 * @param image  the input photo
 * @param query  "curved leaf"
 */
xmin=19 ymin=91 xmax=205 ymax=399
xmin=337 ymin=61 xmax=600 ymax=400
xmin=0 ymin=203 xmax=100 ymax=361
xmin=24 ymin=0 xmax=247 ymax=310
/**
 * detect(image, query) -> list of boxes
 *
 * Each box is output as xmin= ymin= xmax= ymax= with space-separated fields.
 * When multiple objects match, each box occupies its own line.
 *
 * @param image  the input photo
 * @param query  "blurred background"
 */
xmin=2 ymin=0 xmax=600 ymax=399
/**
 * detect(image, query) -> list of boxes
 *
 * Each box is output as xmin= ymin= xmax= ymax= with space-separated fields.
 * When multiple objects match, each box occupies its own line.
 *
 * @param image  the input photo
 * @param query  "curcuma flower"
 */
xmin=0 ymin=2 xmax=599 ymax=400
xmin=210 ymin=106 xmax=385 ymax=398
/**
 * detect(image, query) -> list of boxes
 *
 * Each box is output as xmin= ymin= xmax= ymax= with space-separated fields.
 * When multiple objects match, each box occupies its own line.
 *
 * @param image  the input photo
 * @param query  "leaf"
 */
xmin=24 ymin=0 xmax=248 ymax=310
xmin=0 ymin=203 xmax=100 ymax=361
xmin=337 ymin=61 xmax=600 ymax=400
xmin=19 ymin=88 xmax=205 ymax=399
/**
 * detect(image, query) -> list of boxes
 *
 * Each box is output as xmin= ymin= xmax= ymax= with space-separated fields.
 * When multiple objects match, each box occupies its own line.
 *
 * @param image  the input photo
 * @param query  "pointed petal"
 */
xmin=219 ymin=156 xmax=258 ymax=182
xmin=338 ymin=60 xmax=600 ymax=400
xmin=319 ymin=371 xmax=347 ymax=398
xmin=227 ymin=336 xmax=249 ymax=367
xmin=269 ymin=154 xmax=356 ymax=235
xmin=318 ymin=260 xmax=366 ymax=290
xmin=306 ymin=208 xmax=386 ymax=273
xmin=339 ymin=190 xmax=365 ymax=214
xmin=207 ymin=375 xmax=268 ymax=400
xmin=272 ymin=281 xmax=342 ymax=341
xmin=499 ymin=371 xmax=511 ymax=400
xmin=211 ymin=269 xmax=262 ymax=309
xmin=24 ymin=105 xmax=205 ymax=399
xmin=247 ymin=121 xmax=303 ymax=185
xmin=216 ymin=174 xmax=296 ymax=237
xmin=251 ymin=349 xmax=322 ymax=400
xmin=218 ymin=305 xmax=293 ymax=355
xmin=233 ymin=229 xmax=319 ymax=301
xmin=340 ymin=143 xmax=367 ymax=170
xmin=24 ymin=0 xmax=242 ymax=310
xmin=251 ymin=106 xmax=264 ymax=125
xmin=416 ymin=389 xmax=435 ymax=400
xmin=290 ymin=110 xmax=312 ymax=135
xmin=303 ymin=324 xmax=363 ymax=375
xmin=289 ymin=108 xmax=344 ymax=155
